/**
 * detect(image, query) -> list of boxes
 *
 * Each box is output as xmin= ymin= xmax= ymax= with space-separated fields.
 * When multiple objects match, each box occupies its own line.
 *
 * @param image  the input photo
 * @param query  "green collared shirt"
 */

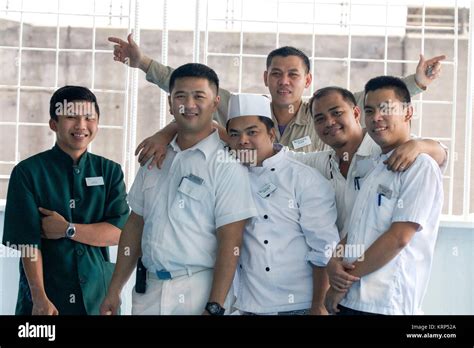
xmin=2 ymin=144 xmax=129 ymax=315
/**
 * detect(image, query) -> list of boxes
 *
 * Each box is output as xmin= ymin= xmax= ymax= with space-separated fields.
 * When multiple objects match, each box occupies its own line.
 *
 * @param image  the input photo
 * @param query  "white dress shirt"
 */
xmin=288 ymin=132 xmax=379 ymax=237
xmin=127 ymin=130 xmax=258 ymax=273
xmin=340 ymin=152 xmax=443 ymax=315
xmin=235 ymin=145 xmax=339 ymax=314
xmin=288 ymin=133 xmax=447 ymax=238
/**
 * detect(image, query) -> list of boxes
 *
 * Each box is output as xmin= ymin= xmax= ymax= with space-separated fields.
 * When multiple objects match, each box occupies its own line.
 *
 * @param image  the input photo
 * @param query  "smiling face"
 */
xmin=227 ymin=116 xmax=276 ymax=166
xmin=364 ymin=88 xmax=413 ymax=153
xmin=168 ymin=77 xmax=219 ymax=135
xmin=312 ymin=91 xmax=362 ymax=149
xmin=49 ymin=100 xmax=98 ymax=158
xmin=264 ymin=55 xmax=312 ymax=111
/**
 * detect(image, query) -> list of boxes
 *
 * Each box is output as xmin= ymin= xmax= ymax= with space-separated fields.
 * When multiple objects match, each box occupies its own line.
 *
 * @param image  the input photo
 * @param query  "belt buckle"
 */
xmin=156 ymin=270 xmax=172 ymax=280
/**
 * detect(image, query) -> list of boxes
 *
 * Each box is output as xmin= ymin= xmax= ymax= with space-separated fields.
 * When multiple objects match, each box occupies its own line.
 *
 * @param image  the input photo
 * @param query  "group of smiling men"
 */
xmin=3 ymin=33 xmax=447 ymax=316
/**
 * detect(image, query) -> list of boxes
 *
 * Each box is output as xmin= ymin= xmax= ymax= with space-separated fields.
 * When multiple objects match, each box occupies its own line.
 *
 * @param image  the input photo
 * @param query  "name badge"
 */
xmin=376 ymin=184 xmax=392 ymax=199
xmin=85 ymin=176 xmax=104 ymax=186
xmin=292 ymin=136 xmax=312 ymax=150
xmin=258 ymin=183 xmax=277 ymax=198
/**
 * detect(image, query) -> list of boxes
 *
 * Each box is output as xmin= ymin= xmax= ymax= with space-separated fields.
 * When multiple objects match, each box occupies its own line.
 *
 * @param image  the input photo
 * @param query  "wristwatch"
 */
xmin=205 ymin=302 xmax=225 ymax=316
xmin=65 ymin=222 xmax=76 ymax=239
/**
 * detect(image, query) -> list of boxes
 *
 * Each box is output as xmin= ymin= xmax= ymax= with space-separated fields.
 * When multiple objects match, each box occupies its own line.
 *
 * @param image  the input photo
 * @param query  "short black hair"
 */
xmin=364 ymin=76 xmax=411 ymax=104
xmin=169 ymin=63 xmax=219 ymax=95
xmin=266 ymin=46 xmax=311 ymax=74
xmin=309 ymin=86 xmax=357 ymax=116
xmin=257 ymin=116 xmax=275 ymax=132
xmin=226 ymin=116 xmax=275 ymax=133
xmin=49 ymin=85 xmax=100 ymax=121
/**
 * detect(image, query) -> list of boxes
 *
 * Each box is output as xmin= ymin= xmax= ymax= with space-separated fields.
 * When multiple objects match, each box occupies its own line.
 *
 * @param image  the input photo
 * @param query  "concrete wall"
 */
xmin=0 ymin=20 xmax=473 ymax=216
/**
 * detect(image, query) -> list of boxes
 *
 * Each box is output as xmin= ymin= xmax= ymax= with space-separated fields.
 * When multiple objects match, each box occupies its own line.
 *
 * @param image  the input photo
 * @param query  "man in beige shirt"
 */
xmin=109 ymin=34 xmax=444 ymax=167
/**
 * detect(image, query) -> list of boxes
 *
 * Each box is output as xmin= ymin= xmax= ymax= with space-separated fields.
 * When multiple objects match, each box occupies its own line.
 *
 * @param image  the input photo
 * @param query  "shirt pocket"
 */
xmin=373 ymin=188 xmax=398 ymax=234
xmin=171 ymin=177 xmax=213 ymax=225
xmin=177 ymin=177 xmax=207 ymax=200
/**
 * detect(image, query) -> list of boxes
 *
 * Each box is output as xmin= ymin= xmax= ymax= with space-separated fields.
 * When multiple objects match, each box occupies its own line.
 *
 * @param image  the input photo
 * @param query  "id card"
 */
xmin=85 ymin=176 xmax=104 ymax=186
xmin=258 ymin=183 xmax=277 ymax=198
xmin=292 ymin=135 xmax=312 ymax=149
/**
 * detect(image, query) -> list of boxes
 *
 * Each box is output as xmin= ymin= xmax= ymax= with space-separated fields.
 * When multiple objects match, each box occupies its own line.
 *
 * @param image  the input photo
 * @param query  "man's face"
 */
xmin=49 ymin=100 xmax=98 ymax=153
xmin=264 ymin=55 xmax=312 ymax=111
xmin=169 ymin=77 xmax=219 ymax=134
xmin=227 ymin=116 xmax=276 ymax=166
xmin=312 ymin=92 xmax=362 ymax=149
xmin=364 ymin=88 xmax=412 ymax=152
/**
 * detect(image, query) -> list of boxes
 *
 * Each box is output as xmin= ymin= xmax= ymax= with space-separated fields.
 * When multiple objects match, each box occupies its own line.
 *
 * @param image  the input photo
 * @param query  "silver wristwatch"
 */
xmin=65 ymin=222 xmax=76 ymax=239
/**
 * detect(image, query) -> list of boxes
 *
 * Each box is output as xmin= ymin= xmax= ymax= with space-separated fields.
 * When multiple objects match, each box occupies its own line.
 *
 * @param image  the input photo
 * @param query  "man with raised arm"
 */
xmin=108 ymin=33 xmax=444 ymax=168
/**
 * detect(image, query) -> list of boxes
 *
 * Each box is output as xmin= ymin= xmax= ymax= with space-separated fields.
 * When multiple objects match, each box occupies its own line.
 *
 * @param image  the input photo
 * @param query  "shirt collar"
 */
xmin=327 ymin=131 xmax=377 ymax=167
xmin=169 ymin=129 xmax=220 ymax=160
xmin=377 ymin=149 xmax=395 ymax=163
xmin=249 ymin=143 xmax=285 ymax=173
xmin=293 ymin=101 xmax=311 ymax=125
xmin=356 ymin=131 xmax=378 ymax=158
xmin=271 ymin=100 xmax=310 ymax=126
xmin=51 ymin=143 xmax=88 ymax=167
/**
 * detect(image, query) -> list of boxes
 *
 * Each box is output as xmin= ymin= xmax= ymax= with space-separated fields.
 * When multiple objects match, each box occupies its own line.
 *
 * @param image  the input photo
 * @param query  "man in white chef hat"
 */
xmin=226 ymin=93 xmax=340 ymax=315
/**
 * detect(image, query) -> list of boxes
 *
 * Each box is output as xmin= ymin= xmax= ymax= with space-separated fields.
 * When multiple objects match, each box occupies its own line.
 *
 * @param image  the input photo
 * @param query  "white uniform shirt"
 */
xmin=288 ymin=132 xmax=379 ymax=236
xmin=127 ymin=130 xmax=258 ymax=273
xmin=288 ymin=133 xmax=447 ymax=237
xmin=235 ymin=146 xmax=339 ymax=314
xmin=340 ymin=152 xmax=443 ymax=315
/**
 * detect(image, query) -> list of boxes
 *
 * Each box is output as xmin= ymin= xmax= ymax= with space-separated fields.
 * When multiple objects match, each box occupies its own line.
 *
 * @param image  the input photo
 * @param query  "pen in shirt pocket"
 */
xmin=354 ymin=176 xmax=361 ymax=190
xmin=376 ymin=184 xmax=392 ymax=206
xmin=378 ymin=193 xmax=384 ymax=206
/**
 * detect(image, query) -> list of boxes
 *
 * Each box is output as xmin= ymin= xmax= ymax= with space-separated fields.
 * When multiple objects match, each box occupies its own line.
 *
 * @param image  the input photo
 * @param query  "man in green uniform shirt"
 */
xmin=2 ymin=86 xmax=129 ymax=315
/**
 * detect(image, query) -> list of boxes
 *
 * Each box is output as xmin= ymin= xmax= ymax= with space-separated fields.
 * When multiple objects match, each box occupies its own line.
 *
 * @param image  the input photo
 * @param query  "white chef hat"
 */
xmin=227 ymin=93 xmax=273 ymax=121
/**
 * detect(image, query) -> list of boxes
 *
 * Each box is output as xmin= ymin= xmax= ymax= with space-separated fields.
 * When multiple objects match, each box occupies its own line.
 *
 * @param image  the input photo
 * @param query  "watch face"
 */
xmin=66 ymin=227 xmax=75 ymax=238
xmin=209 ymin=304 xmax=218 ymax=314
xmin=206 ymin=302 xmax=224 ymax=315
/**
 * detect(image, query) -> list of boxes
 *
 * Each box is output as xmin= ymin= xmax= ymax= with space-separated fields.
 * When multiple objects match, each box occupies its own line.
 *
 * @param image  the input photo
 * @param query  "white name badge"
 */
xmin=258 ymin=183 xmax=277 ymax=198
xmin=292 ymin=135 xmax=312 ymax=150
xmin=85 ymin=176 xmax=105 ymax=186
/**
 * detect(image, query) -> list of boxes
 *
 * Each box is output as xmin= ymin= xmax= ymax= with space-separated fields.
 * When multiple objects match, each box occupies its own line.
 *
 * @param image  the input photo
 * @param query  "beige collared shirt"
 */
xmin=146 ymin=60 xmax=424 ymax=152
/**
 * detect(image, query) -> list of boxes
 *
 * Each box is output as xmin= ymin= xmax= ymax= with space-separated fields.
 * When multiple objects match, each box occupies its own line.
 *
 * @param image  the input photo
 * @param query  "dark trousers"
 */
xmin=336 ymin=305 xmax=381 ymax=316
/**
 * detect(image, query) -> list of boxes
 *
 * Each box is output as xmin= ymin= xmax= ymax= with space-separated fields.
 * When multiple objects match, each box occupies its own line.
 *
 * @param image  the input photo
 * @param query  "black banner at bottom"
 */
xmin=0 ymin=315 xmax=472 ymax=346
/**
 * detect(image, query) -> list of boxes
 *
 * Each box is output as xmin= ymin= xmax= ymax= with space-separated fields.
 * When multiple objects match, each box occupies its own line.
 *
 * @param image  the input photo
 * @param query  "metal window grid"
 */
xmin=0 ymin=0 xmax=140 ymax=189
xmin=0 ymin=0 xmax=472 ymax=222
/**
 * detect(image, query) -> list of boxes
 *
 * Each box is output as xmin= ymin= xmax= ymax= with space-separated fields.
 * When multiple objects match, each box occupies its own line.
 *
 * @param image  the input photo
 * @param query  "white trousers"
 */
xmin=131 ymin=269 xmax=235 ymax=315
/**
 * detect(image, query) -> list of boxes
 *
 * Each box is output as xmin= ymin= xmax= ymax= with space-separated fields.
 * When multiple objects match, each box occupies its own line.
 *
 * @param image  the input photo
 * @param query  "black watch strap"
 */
xmin=205 ymin=302 xmax=225 ymax=315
